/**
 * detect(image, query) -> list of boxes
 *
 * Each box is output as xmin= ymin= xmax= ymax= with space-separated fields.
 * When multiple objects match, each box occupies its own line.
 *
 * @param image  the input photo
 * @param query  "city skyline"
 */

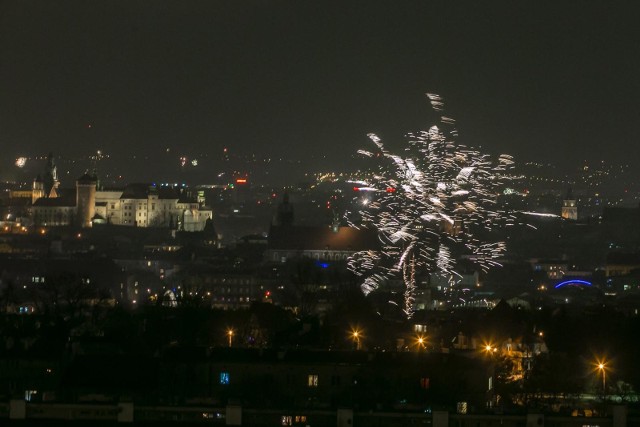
xmin=3 ymin=2 xmax=640 ymax=423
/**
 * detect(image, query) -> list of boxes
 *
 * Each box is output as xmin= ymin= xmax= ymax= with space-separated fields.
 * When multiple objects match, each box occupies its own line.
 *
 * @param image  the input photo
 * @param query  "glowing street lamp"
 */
xmin=595 ymin=359 xmax=607 ymax=394
xmin=351 ymin=329 xmax=362 ymax=350
xmin=227 ymin=329 xmax=234 ymax=348
xmin=416 ymin=335 xmax=427 ymax=351
xmin=483 ymin=343 xmax=498 ymax=356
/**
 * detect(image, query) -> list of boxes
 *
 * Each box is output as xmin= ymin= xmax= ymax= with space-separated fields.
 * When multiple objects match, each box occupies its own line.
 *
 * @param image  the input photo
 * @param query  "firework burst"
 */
xmin=347 ymin=93 xmax=516 ymax=318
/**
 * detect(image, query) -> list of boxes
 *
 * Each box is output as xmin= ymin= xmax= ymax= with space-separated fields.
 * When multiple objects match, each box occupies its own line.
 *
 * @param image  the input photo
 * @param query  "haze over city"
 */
xmin=2 ymin=1 xmax=640 ymax=178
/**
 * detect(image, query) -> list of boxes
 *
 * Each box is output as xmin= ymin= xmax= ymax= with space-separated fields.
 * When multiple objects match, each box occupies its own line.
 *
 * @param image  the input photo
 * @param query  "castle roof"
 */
xmin=76 ymin=172 xmax=97 ymax=184
xmin=268 ymin=225 xmax=380 ymax=252
xmin=32 ymin=195 xmax=75 ymax=207
xmin=120 ymin=183 xmax=152 ymax=199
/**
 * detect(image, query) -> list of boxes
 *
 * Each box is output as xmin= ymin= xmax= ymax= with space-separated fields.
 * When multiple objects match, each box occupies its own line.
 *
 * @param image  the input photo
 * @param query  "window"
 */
xmin=308 ymin=374 xmax=318 ymax=387
xmin=220 ymin=372 xmax=230 ymax=385
xmin=414 ymin=324 xmax=427 ymax=333
xmin=281 ymin=416 xmax=292 ymax=426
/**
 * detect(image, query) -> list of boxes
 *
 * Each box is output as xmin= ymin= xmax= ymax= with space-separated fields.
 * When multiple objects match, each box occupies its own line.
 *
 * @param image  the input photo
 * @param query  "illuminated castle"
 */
xmin=31 ymin=171 xmax=98 ymax=228
xmin=27 ymin=155 xmax=211 ymax=230
xmin=31 ymin=180 xmax=212 ymax=231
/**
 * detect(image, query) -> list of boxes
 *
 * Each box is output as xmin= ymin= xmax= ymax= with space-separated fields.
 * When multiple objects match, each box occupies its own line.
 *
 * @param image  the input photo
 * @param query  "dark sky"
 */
xmin=1 ymin=1 xmax=639 ymax=172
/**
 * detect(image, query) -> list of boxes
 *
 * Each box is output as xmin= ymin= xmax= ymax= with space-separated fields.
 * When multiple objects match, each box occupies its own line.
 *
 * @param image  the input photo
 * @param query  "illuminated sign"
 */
xmin=554 ymin=279 xmax=592 ymax=289
xmin=236 ymin=178 xmax=247 ymax=184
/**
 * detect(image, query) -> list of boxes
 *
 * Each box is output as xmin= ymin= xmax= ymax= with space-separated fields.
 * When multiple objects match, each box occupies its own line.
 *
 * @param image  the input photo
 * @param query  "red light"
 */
xmin=386 ymin=187 xmax=396 ymax=193
xmin=236 ymin=178 xmax=247 ymax=184
xmin=265 ymin=291 xmax=271 ymax=297
xmin=353 ymin=187 xmax=360 ymax=191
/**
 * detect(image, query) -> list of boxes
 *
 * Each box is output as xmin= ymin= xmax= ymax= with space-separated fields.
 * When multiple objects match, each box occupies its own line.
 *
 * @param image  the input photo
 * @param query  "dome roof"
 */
xmin=77 ymin=172 xmax=97 ymax=184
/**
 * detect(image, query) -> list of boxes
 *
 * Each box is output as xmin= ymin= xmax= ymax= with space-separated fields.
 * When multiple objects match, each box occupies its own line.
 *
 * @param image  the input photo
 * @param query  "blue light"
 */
xmin=315 ymin=261 xmax=329 ymax=269
xmin=219 ymin=372 xmax=229 ymax=385
xmin=554 ymin=279 xmax=593 ymax=289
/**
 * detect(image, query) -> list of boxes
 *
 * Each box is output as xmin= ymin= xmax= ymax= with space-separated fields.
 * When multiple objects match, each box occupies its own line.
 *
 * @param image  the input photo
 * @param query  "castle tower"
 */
xmin=561 ymin=187 xmax=578 ymax=220
xmin=76 ymin=172 xmax=97 ymax=228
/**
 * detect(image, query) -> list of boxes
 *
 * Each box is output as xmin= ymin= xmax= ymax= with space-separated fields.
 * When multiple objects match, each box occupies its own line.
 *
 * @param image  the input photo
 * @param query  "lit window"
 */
xmin=220 ymin=372 xmax=230 ymax=385
xmin=281 ymin=416 xmax=292 ymax=426
xmin=308 ymin=374 xmax=318 ymax=387
xmin=420 ymin=377 xmax=430 ymax=389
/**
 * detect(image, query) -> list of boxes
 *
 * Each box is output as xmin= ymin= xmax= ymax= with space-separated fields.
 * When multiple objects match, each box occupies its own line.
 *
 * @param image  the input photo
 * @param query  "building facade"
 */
xmin=561 ymin=188 xmax=577 ymax=220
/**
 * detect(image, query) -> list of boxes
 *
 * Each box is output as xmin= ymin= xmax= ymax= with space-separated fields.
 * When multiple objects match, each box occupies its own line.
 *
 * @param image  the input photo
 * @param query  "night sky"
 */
xmin=1 ymin=1 xmax=639 ymax=175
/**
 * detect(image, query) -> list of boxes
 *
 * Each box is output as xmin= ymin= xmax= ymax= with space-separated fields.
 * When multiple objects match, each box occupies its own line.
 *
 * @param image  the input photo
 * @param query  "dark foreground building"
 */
xmin=0 ymin=348 xmax=501 ymax=425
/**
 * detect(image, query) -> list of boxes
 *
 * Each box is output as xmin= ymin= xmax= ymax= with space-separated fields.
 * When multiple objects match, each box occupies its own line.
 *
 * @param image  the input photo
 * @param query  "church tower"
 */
xmin=273 ymin=191 xmax=294 ymax=226
xmin=43 ymin=152 xmax=60 ymax=198
xmin=561 ymin=187 xmax=578 ymax=220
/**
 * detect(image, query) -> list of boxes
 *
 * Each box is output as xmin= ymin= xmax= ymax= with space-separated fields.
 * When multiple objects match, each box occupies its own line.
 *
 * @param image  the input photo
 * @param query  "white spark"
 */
xmin=348 ymin=93 xmax=516 ymax=318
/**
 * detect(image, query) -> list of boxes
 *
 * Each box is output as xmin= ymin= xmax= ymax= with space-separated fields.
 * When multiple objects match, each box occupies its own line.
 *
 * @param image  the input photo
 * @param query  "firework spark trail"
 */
xmin=348 ymin=93 xmax=516 ymax=318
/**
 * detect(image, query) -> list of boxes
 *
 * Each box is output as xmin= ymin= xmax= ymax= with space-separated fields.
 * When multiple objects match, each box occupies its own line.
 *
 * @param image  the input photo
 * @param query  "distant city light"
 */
xmin=15 ymin=157 xmax=27 ymax=168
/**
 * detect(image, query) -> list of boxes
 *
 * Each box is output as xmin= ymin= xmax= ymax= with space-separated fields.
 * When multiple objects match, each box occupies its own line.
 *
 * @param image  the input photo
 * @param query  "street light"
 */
xmin=227 ymin=329 xmax=234 ymax=347
xmin=351 ymin=329 xmax=361 ymax=350
xmin=595 ymin=360 xmax=607 ymax=394
xmin=416 ymin=335 xmax=427 ymax=351
xmin=483 ymin=344 xmax=497 ymax=354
